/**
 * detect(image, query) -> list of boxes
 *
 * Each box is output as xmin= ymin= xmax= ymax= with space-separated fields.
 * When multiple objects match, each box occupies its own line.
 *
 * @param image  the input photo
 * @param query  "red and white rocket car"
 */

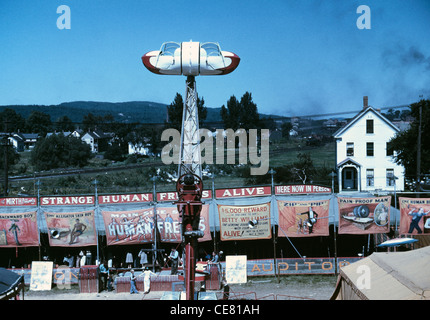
xmin=142 ymin=41 xmax=240 ymax=76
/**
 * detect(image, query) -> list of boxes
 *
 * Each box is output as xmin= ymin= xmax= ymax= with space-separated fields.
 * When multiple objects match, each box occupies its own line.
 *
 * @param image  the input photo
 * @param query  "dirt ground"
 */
xmin=23 ymin=274 xmax=338 ymax=300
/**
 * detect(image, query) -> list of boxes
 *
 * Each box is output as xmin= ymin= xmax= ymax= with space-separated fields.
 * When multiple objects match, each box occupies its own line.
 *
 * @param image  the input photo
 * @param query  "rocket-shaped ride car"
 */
xmin=142 ymin=41 xmax=240 ymax=76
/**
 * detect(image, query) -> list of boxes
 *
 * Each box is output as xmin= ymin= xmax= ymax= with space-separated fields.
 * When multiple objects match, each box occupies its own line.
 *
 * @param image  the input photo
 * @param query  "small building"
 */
xmin=333 ymin=96 xmax=404 ymax=192
xmin=8 ymin=133 xmax=40 ymax=152
xmin=81 ymin=130 xmax=113 ymax=153
xmin=128 ymin=142 xmax=151 ymax=156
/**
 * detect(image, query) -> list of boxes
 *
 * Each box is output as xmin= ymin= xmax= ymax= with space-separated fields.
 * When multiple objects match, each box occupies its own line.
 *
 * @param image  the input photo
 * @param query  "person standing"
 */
xmin=129 ymin=269 xmax=139 ymax=294
xmin=99 ymin=260 xmax=109 ymax=292
xmin=168 ymin=248 xmax=179 ymax=275
xmin=142 ymin=267 xmax=156 ymax=294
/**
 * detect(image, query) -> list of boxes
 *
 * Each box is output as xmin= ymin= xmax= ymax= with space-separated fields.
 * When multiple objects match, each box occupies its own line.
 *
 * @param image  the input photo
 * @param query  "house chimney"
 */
xmin=363 ymin=96 xmax=368 ymax=109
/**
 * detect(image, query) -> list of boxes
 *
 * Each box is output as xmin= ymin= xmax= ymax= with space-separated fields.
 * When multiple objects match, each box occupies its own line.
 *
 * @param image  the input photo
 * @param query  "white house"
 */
xmin=333 ymin=96 xmax=405 ymax=192
xmin=128 ymin=142 xmax=151 ymax=156
xmin=8 ymin=133 xmax=39 ymax=152
xmin=81 ymin=130 xmax=113 ymax=153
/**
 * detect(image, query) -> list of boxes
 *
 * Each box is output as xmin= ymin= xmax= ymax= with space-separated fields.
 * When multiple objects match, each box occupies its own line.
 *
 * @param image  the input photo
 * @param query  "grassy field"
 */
xmin=5 ymin=138 xmax=335 ymax=196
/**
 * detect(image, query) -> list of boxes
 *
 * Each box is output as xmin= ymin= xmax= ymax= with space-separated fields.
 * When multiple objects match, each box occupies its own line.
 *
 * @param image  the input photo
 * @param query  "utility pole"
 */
xmin=3 ymin=120 xmax=10 ymax=196
xmin=417 ymin=95 xmax=423 ymax=191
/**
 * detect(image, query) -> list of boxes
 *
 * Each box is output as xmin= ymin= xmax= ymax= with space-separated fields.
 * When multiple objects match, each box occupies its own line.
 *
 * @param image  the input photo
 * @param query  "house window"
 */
xmin=366 ymin=119 xmax=374 ymax=134
xmin=386 ymin=141 xmax=394 ymax=156
xmin=386 ymin=169 xmax=395 ymax=186
xmin=366 ymin=169 xmax=374 ymax=187
xmin=346 ymin=142 xmax=354 ymax=156
xmin=366 ymin=142 xmax=374 ymax=156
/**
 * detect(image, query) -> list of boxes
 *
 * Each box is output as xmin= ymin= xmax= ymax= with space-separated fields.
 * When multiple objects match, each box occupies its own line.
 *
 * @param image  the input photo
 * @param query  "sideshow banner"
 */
xmin=0 ymin=211 xmax=39 ymax=247
xmin=338 ymin=196 xmax=391 ymax=234
xmin=218 ymin=203 xmax=271 ymax=241
xmin=399 ymin=198 xmax=430 ymax=235
xmin=277 ymin=200 xmax=330 ymax=237
xmin=102 ymin=205 xmax=211 ymax=245
xmin=44 ymin=211 xmax=97 ymax=247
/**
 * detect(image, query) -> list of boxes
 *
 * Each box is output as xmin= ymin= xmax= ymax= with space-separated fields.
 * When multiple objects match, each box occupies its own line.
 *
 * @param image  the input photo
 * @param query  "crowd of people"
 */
xmin=68 ymin=248 xmax=224 ymax=295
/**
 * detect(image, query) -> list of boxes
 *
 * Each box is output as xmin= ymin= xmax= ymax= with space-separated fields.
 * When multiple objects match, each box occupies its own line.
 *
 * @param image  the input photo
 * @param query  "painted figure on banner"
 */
xmin=298 ymin=207 xmax=318 ymax=234
xmin=399 ymin=198 xmax=430 ymax=235
xmin=69 ymin=218 xmax=87 ymax=244
xmin=44 ymin=211 xmax=97 ymax=247
xmin=102 ymin=206 xmax=211 ymax=246
xmin=0 ymin=212 xmax=39 ymax=247
xmin=8 ymin=220 xmax=21 ymax=245
xmin=337 ymin=197 xmax=391 ymax=235
xmin=277 ymin=200 xmax=330 ymax=237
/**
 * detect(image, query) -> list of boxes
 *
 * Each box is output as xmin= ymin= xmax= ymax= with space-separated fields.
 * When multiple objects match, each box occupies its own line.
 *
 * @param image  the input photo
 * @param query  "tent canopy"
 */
xmin=0 ymin=267 xmax=24 ymax=298
xmin=331 ymin=246 xmax=430 ymax=300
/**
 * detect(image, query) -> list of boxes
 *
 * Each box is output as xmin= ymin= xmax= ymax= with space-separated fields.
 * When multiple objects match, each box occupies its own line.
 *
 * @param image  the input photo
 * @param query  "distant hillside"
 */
xmin=0 ymin=101 xmax=169 ymax=124
xmin=0 ymin=101 xmax=282 ymax=125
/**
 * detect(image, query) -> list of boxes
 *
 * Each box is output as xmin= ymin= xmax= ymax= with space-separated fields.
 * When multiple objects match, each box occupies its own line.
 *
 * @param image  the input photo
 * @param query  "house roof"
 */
xmin=16 ymin=133 xmax=39 ymax=140
xmin=46 ymin=131 xmax=72 ymax=138
xmin=83 ymin=130 xmax=112 ymax=139
xmin=333 ymin=106 xmax=400 ymax=138
xmin=10 ymin=133 xmax=39 ymax=142
xmin=337 ymin=157 xmax=361 ymax=168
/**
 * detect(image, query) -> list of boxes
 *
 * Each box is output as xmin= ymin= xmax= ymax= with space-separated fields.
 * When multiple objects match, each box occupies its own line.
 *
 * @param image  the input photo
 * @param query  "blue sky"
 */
xmin=1 ymin=0 xmax=429 ymax=117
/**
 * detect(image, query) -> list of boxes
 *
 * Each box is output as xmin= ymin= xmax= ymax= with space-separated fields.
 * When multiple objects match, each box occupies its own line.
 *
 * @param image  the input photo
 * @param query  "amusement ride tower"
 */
xmin=142 ymin=41 xmax=240 ymax=300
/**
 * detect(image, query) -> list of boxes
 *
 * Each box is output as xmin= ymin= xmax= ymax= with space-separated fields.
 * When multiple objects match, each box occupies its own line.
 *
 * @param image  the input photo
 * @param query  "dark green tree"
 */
xmin=220 ymin=92 xmax=260 ymax=130
xmin=240 ymin=91 xmax=260 ymax=129
xmin=104 ymin=141 xmax=125 ymax=162
xmin=390 ymin=99 xmax=430 ymax=177
xmin=82 ymin=113 xmax=98 ymax=132
xmin=0 ymin=144 xmax=20 ymax=170
xmin=56 ymin=115 xmax=75 ymax=132
xmin=166 ymin=93 xmax=207 ymax=130
xmin=220 ymin=95 xmax=241 ymax=130
xmin=31 ymin=133 xmax=92 ymax=171
xmin=0 ymin=108 xmax=26 ymax=132
xmin=166 ymin=93 xmax=184 ymax=131
xmin=281 ymin=121 xmax=293 ymax=139
xmin=26 ymin=111 xmax=52 ymax=135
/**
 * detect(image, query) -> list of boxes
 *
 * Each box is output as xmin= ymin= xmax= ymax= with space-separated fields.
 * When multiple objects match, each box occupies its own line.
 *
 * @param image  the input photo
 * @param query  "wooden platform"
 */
xmin=114 ymin=266 xmax=221 ymax=293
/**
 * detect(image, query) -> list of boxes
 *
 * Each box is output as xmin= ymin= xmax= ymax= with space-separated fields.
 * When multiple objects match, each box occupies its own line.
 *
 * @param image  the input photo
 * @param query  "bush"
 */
xmin=31 ymin=134 xmax=92 ymax=171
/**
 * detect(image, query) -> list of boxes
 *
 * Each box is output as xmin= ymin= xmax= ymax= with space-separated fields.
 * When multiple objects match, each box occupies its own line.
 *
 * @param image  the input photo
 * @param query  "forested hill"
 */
xmin=0 ymin=101 xmax=170 ymax=124
xmin=0 ymin=101 xmax=279 ymax=124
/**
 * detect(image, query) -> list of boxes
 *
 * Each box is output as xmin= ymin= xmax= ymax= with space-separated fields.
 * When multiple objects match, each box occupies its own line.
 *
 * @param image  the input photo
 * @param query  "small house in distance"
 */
xmin=81 ymin=130 xmax=113 ymax=153
xmin=333 ymin=96 xmax=404 ymax=192
xmin=8 ymin=133 xmax=40 ymax=152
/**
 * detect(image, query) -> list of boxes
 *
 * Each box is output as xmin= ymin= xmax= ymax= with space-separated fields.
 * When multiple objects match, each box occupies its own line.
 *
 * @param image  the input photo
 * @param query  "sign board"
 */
xmin=275 ymin=185 xmax=331 ymax=195
xmin=30 ymin=261 xmax=53 ymax=291
xmin=215 ymin=186 xmax=271 ymax=199
xmin=218 ymin=203 xmax=271 ymax=241
xmin=225 ymin=255 xmax=247 ymax=284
